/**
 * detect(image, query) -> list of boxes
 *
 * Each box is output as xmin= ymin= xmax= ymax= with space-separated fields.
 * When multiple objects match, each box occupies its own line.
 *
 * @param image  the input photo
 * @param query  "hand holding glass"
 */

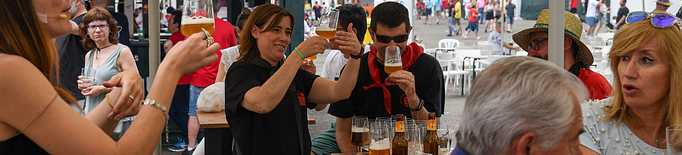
xmin=80 ymin=68 xmax=95 ymax=93
xmin=308 ymin=9 xmax=339 ymax=60
xmin=181 ymin=0 xmax=215 ymax=36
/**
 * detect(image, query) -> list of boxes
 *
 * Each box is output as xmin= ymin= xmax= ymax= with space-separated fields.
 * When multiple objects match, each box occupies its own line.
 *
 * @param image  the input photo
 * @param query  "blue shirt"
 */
xmin=434 ymin=0 xmax=442 ymax=10
xmin=451 ymin=146 xmax=469 ymax=155
xmin=425 ymin=0 xmax=433 ymax=9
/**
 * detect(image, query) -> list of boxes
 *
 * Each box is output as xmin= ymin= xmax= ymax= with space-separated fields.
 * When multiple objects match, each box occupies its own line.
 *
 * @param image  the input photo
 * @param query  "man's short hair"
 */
xmin=456 ymin=56 xmax=588 ymax=154
xmin=337 ymin=4 xmax=368 ymax=42
xmin=170 ymin=10 xmax=182 ymax=25
xmin=370 ymin=2 xmax=411 ymax=34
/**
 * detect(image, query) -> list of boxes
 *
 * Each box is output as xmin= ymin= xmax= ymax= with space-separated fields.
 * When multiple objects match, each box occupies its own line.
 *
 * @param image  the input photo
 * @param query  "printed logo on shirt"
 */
xmin=400 ymin=94 xmax=409 ymax=107
xmin=297 ymin=91 xmax=306 ymax=106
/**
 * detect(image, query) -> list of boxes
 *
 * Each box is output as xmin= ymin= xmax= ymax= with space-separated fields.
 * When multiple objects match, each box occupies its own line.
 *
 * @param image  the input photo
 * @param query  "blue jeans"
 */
xmin=170 ymin=84 xmax=190 ymax=142
xmin=188 ymin=85 xmax=206 ymax=116
xmin=467 ymin=21 xmax=478 ymax=34
xmin=478 ymin=8 xmax=484 ymax=23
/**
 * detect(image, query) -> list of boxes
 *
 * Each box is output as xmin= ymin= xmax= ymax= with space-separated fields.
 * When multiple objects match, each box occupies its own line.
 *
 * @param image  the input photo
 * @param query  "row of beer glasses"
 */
xmin=351 ymin=113 xmax=454 ymax=155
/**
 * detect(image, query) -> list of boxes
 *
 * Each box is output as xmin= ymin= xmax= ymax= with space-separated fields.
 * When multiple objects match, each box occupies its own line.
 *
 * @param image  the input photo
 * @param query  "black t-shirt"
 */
xmin=616 ymin=7 xmax=629 ymax=27
xmin=109 ymin=11 xmax=130 ymax=46
xmin=55 ymin=14 xmax=87 ymax=100
xmin=328 ymin=47 xmax=444 ymax=119
xmin=224 ymin=57 xmax=318 ymax=155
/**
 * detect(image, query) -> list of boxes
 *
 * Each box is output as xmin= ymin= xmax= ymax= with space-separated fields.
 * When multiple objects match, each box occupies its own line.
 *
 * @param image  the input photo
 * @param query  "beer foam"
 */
xmin=182 ymin=17 xmax=215 ymax=24
xmin=384 ymin=62 xmax=402 ymax=67
xmin=316 ymin=27 xmax=335 ymax=31
xmin=369 ymin=139 xmax=391 ymax=150
xmin=351 ymin=127 xmax=369 ymax=132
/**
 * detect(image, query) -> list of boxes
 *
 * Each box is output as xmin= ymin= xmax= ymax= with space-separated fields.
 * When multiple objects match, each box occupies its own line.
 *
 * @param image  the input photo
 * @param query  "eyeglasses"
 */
xmin=86 ymin=24 xmax=110 ymax=30
xmin=374 ymin=34 xmax=409 ymax=43
xmin=528 ymin=38 xmax=548 ymax=51
xmin=626 ymin=11 xmax=680 ymax=29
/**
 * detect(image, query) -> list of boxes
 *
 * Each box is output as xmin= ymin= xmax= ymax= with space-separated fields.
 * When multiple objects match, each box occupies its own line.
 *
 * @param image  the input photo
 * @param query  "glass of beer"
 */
xmin=181 ymin=0 xmax=215 ymax=37
xmin=309 ymin=9 xmax=339 ymax=60
xmin=384 ymin=46 xmax=402 ymax=85
xmin=369 ymin=122 xmax=391 ymax=155
xmin=351 ymin=116 xmax=369 ymax=155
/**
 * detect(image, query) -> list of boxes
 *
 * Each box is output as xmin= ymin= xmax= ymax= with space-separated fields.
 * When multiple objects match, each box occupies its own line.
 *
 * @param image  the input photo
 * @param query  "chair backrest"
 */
xmin=477 ymin=41 xmax=488 ymax=46
xmin=588 ymin=37 xmax=605 ymax=46
xmin=438 ymin=39 xmax=461 ymax=49
xmin=592 ymin=51 xmax=602 ymax=63
xmin=436 ymin=52 xmax=455 ymax=69
xmin=478 ymin=44 xmax=494 ymax=50
xmin=424 ymin=48 xmax=438 ymax=57
xmin=597 ymin=33 xmax=614 ymax=43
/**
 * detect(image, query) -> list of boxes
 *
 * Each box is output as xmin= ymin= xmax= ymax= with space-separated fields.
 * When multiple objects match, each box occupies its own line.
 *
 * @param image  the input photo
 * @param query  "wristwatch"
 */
xmin=409 ymin=99 xmax=424 ymax=111
xmin=349 ymin=47 xmax=363 ymax=59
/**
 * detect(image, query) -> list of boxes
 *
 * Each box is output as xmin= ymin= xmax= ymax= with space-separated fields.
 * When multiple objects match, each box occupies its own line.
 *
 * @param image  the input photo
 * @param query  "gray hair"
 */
xmin=213 ymin=0 xmax=221 ymax=14
xmin=456 ymin=56 xmax=588 ymax=155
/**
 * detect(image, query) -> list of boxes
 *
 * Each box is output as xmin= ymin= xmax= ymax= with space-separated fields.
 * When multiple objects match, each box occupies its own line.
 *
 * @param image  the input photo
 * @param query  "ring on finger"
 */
xmin=129 ymin=95 xmax=135 ymax=100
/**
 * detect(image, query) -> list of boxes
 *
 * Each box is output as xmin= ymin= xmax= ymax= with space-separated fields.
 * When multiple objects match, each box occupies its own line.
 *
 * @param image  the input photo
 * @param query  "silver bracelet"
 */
xmin=143 ymin=99 xmax=169 ymax=120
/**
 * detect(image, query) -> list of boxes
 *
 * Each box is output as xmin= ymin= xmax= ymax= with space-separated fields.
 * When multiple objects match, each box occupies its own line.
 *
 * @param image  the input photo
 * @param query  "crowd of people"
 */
xmin=2 ymin=0 xmax=682 ymax=155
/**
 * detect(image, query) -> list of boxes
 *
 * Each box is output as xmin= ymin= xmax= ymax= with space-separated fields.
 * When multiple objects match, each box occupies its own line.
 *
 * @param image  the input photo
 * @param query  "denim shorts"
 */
xmin=507 ymin=16 xmax=514 ymax=24
xmin=587 ymin=17 xmax=597 ymax=26
xmin=188 ymin=84 xmax=206 ymax=116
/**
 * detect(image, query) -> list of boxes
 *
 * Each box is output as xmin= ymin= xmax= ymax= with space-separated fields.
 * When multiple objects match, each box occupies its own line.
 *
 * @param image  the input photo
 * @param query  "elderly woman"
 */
xmin=579 ymin=11 xmax=682 ymax=154
xmin=224 ymin=4 xmax=363 ymax=154
xmin=0 ymin=0 xmax=218 ymax=154
xmin=78 ymin=7 xmax=139 ymax=115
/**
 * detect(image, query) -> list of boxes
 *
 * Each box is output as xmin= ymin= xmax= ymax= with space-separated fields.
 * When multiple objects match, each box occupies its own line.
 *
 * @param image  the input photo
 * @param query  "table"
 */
xmin=462 ymin=56 xmax=488 ymax=95
xmin=196 ymin=110 xmax=316 ymax=155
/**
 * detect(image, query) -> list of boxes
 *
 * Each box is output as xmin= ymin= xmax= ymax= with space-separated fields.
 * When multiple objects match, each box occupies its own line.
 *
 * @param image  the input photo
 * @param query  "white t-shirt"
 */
xmin=220 ymin=45 xmax=240 ymax=73
xmin=304 ymin=21 xmax=311 ymax=38
xmin=136 ymin=12 xmax=143 ymax=28
xmin=586 ymin=0 xmax=599 ymax=17
xmin=321 ymin=50 xmax=348 ymax=81
xmin=487 ymin=30 xmax=502 ymax=51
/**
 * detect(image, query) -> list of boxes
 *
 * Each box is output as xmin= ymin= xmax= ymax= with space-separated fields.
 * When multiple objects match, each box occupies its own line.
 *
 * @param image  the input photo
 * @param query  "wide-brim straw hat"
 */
xmin=657 ymin=0 xmax=673 ymax=6
xmin=512 ymin=9 xmax=594 ymax=66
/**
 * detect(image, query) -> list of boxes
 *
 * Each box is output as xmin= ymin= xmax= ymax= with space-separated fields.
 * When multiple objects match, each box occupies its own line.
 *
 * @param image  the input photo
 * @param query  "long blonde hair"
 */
xmin=606 ymin=14 xmax=682 ymax=136
xmin=0 ymin=0 xmax=77 ymax=104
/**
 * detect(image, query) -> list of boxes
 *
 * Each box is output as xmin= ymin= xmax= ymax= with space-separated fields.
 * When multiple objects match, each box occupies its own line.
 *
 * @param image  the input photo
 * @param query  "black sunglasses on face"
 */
xmin=528 ymin=38 xmax=548 ymax=51
xmin=374 ymin=34 xmax=409 ymax=43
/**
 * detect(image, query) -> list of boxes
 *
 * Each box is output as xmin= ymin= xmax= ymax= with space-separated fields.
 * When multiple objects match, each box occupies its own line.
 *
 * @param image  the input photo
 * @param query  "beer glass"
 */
xmin=80 ymin=68 xmax=95 ymax=93
xmin=406 ymin=124 xmax=423 ymax=154
xmin=352 ymin=116 xmax=370 ymax=155
xmin=384 ymin=46 xmax=402 ymax=85
xmin=309 ymin=9 xmax=339 ymax=60
xmin=668 ymin=124 xmax=682 ymax=155
xmin=369 ymin=122 xmax=391 ymax=155
xmin=437 ymin=129 xmax=452 ymax=155
xmin=181 ymin=0 xmax=215 ymax=36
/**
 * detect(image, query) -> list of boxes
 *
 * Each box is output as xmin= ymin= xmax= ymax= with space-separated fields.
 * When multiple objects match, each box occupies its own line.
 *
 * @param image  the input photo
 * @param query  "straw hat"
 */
xmin=512 ymin=9 xmax=594 ymax=66
xmin=657 ymin=0 xmax=673 ymax=6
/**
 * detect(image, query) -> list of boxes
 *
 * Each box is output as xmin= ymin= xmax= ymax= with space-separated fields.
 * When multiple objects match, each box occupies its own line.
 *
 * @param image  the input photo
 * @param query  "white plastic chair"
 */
xmin=437 ymin=39 xmax=461 ymax=53
xmin=588 ymin=37 xmax=606 ymax=47
xmin=437 ymin=52 xmax=470 ymax=95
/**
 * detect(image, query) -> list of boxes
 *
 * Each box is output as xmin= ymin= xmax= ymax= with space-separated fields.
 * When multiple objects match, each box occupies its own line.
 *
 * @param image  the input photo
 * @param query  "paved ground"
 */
xmin=162 ymin=15 xmax=608 ymax=154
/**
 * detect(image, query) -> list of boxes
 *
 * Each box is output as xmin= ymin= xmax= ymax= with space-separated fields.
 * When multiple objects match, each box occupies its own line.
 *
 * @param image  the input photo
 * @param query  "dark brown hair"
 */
xmin=80 ymin=7 xmax=119 ymax=50
xmin=0 ymin=0 xmax=76 ymax=104
xmin=238 ymin=4 xmax=294 ymax=63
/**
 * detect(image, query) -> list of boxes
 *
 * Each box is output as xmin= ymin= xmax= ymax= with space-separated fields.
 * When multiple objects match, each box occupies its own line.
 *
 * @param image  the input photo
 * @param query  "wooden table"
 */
xmin=196 ymin=110 xmax=317 ymax=155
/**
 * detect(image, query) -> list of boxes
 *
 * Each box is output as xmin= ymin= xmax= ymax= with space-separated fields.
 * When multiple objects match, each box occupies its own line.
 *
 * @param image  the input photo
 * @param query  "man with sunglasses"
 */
xmin=512 ymin=9 xmax=611 ymax=100
xmin=328 ymin=2 xmax=444 ymax=153
xmin=655 ymin=0 xmax=671 ymax=12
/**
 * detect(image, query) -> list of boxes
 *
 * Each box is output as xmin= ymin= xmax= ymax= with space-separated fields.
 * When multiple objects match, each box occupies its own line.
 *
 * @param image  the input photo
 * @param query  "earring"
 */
xmin=109 ymin=32 xmax=114 ymax=38
xmin=86 ymin=35 xmax=91 ymax=39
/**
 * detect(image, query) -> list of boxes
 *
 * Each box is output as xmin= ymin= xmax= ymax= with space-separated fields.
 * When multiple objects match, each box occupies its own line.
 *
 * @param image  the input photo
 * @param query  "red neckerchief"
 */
xmin=363 ymin=42 xmax=424 ymax=114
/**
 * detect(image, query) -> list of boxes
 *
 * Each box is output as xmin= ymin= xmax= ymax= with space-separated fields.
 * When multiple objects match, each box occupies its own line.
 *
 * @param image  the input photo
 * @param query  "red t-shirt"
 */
xmin=190 ymin=18 xmax=238 ymax=87
xmin=167 ymin=31 xmax=193 ymax=85
xmin=468 ymin=8 xmax=479 ymax=22
xmin=570 ymin=0 xmax=579 ymax=9
xmin=579 ymin=68 xmax=612 ymax=100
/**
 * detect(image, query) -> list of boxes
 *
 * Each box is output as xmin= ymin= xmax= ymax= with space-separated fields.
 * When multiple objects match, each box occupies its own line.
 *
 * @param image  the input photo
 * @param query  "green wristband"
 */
xmin=295 ymin=48 xmax=305 ymax=60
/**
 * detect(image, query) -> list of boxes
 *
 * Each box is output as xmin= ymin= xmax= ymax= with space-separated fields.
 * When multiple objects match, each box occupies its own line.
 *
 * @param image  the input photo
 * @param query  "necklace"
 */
xmin=95 ymin=44 xmax=115 ymax=60
xmin=642 ymin=127 xmax=661 ymax=148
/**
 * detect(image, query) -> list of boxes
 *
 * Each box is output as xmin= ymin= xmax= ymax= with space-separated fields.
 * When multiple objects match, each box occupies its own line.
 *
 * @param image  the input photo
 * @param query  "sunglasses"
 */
xmin=528 ymin=38 xmax=548 ymax=51
xmin=626 ymin=11 xmax=681 ymax=29
xmin=86 ymin=24 xmax=110 ymax=30
xmin=374 ymin=34 xmax=409 ymax=43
